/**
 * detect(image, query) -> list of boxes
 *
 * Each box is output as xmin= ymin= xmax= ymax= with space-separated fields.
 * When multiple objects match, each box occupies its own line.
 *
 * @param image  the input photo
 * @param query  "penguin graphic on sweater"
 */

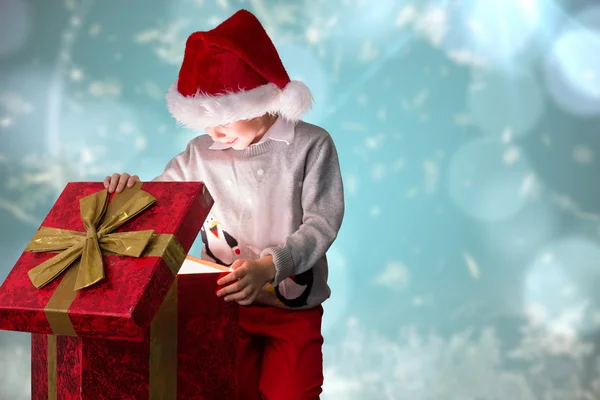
xmin=273 ymin=269 xmax=313 ymax=308
xmin=200 ymin=215 xmax=240 ymax=266
xmin=246 ymin=246 xmax=314 ymax=308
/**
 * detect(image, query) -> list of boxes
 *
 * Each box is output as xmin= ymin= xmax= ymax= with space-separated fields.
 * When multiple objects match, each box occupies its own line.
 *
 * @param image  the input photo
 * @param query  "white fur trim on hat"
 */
xmin=166 ymin=80 xmax=313 ymax=130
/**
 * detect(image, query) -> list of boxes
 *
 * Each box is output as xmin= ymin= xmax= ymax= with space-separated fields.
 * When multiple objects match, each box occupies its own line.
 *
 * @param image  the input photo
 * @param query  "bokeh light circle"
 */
xmin=524 ymin=236 xmax=600 ymax=336
xmin=0 ymin=0 xmax=33 ymax=57
xmin=447 ymin=137 xmax=535 ymax=222
xmin=468 ymin=69 xmax=545 ymax=138
xmin=544 ymin=6 xmax=600 ymax=117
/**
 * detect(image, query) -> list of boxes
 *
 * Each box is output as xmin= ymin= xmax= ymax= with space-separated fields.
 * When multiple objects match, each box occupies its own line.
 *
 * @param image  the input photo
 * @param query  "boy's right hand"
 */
xmin=103 ymin=173 xmax=140 ymax=193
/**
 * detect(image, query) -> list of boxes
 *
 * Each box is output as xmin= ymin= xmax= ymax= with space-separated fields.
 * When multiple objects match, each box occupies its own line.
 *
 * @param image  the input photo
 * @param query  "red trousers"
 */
xmin=236 ymin=304 xmax=324 ymax=400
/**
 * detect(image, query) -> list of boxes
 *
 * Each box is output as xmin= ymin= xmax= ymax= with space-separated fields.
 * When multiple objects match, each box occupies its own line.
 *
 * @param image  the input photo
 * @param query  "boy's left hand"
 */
xmin=216 ymin=256 xmax=276 ymax=306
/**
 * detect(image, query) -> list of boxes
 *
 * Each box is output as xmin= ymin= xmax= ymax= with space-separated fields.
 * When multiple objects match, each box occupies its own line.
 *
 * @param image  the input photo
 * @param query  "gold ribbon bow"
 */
xmin=26 ymin=187 xmax=157 ymax=291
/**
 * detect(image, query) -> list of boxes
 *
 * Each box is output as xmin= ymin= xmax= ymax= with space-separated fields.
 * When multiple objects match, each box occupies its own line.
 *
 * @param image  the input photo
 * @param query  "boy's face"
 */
xmin=205 ymin=114 xmax=276 ymax=150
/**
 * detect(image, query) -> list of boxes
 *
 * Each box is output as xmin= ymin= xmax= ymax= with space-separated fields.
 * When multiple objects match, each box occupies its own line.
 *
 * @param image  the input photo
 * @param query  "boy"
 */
xmin=104 ymin=9 xmax=344 ymax=400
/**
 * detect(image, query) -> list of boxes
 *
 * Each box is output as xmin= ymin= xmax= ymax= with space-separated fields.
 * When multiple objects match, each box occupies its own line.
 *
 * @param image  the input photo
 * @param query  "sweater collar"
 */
xmin=208 ymin=116 xmax=294 ymax=151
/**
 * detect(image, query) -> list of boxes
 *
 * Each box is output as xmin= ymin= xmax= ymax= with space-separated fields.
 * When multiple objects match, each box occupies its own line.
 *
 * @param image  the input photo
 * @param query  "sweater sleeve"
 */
xmin=260 ymin=135 xmax=345 ymax=285
xmin=151 ymin=140 xmax=196 ymax=182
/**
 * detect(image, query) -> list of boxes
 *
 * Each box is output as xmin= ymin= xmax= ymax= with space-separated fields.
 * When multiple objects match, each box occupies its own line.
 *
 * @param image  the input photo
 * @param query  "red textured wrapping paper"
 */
xmin=31 ymin=270 xmax=238 ymax=400
xmin=0 ymin=181 xmax=213 ymax=341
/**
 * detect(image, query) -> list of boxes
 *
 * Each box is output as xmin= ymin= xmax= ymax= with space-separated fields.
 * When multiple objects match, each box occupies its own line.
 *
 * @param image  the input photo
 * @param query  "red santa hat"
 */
xmin=166 ymin=9 xmax=313 ymax=130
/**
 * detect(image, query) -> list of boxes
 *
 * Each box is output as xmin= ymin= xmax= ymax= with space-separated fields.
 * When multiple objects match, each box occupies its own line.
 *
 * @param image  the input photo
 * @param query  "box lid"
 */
xmin=0 ymin=181 xmax=213 ymax=341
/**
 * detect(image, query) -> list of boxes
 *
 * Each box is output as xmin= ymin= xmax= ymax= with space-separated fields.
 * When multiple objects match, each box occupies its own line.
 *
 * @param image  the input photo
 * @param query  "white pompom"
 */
xmin=279 ymin=80 xmax=313 ymax=121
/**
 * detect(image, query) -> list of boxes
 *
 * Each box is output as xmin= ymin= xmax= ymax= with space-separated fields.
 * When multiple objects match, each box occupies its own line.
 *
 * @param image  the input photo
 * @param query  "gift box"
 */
xmin=31 ymin=256 xmax=238 ymax=400
xmin=0 ymin=182 xmax=240 ymax=398
xmin=0 ymin=181 xmax=213 ymax=341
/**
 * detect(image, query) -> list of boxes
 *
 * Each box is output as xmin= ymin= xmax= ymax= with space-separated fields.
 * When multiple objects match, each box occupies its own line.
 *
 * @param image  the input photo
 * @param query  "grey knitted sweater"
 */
xmin=153 ymin=117 xmax=345 ymax=309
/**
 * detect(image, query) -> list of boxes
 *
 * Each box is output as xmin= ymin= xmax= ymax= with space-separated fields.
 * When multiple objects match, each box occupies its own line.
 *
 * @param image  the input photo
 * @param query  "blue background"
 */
xmin=2 ymin=0 xmax=600 ymax=398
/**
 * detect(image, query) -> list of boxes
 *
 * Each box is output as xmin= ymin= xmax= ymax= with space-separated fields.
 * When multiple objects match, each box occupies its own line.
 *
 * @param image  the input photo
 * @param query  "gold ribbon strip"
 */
xmin=149 ymin=280 xmax=178 ymax=399
xmin=47 ymin=335 xmax=57 ymax=400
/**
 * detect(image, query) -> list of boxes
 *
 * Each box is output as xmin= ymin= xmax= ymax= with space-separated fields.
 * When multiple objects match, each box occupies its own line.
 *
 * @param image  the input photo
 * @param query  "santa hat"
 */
xmin=166 ymin=9 xmax=313 ymax=130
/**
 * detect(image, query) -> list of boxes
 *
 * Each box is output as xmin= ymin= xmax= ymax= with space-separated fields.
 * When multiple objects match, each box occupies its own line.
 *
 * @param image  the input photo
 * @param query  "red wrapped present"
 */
xmin=0 ymin=181 xmax=213 ymax=340
xmin=31 ymin=256 xmax=238 ymax=400
xmin=0 ymin=182 xmax=241 ymax=398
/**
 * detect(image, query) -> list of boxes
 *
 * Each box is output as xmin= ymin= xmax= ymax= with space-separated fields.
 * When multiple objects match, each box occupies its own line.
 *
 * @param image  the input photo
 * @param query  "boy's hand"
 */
xmin=216 ymin=256 xmax=276 ymax=306
xmin=103 ymin=173 xmax=140 ymax=193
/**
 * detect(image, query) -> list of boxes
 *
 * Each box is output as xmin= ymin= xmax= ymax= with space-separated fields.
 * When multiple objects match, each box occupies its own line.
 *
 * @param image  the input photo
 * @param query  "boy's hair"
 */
xmin=166 ymin=9 xmax=313 ymax=132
